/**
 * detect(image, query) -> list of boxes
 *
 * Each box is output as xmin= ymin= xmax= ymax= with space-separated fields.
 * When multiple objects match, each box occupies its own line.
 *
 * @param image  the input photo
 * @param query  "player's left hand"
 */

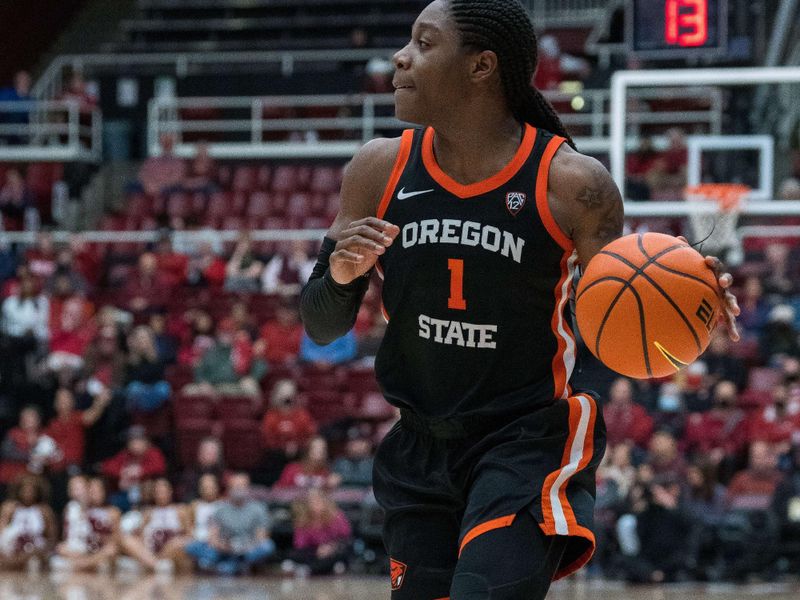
xmin=677 ymin=237 xmax=740 ymax=342
xmin=704 ymin=254 xmax=740 ymax=342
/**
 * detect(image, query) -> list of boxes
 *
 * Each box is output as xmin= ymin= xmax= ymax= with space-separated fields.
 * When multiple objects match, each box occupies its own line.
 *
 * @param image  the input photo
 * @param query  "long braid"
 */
xmin=447 ymin=0 xmax=577 ymax=150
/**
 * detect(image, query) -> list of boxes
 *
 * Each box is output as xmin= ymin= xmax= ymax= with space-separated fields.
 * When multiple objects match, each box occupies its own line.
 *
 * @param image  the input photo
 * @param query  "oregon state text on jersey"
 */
xmin=374 ymin=125 xmax=578 ymax=420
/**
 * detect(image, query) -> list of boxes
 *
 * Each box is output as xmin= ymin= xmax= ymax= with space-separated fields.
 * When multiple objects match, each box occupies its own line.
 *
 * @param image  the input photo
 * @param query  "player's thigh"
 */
xmin=385 ymin=508 xmax=460 ymax=600
xmin=450 ymin=510 xmax=567 ymax=600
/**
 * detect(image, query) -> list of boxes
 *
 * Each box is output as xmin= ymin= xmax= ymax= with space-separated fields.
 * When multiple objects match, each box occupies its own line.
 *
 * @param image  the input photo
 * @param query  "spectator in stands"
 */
xmin=778 ymin=177 xmax=800 ymax=200
xmin=221 ymin=301 xmax=257 ymax=341
xmin=759 ymin=305 xmax=800 ymax=361
xmin=225 ymin=232 xmax=264 ymax=293
xmin=123 ymin=252 xmax=174 ymax=313
xmin=646 ymin=430 xmax=687 ymax=481
xmin=82 ymin=323 xmax=127 ymax=394
xmin=52 ymin=475 xmax=119 ymax=572
xmin=738 ymin=276 xmax=771 ymax=338
xmin=185 ymin=472 xmax=276 ymax=575
xmin=185 ymin=320 xmax=267 ymax=398
xmin=616 ymin=475 xmax=693 ymax=583
xmin=332 ymin=437 xmax=374 ymax=489
xmin=124 ymin=325 xmax=171 ymax=413
xmin=0 ymin=406 xmax=55 ymax=486
xmin=761 ymin=243 xmax=797 ymax=297
xmin=685 ymin=461 xmax=727 ymax=529
xmin=600 ymin=443 xmax=637 ymax=502
xmin=745 ymin=383 xmax=800 ymax=452
xmin=26 ymin=232 xmax=58 ymax=282
xmin=355 ymin=305 xmax=386 ymax=360
xmin=177 ymin=309 xmax=215 ymax=368
xmin=533 ymin=34 xmax=589 ymax=91
xmin=260 ymin=380 xmax=317 ymax=485
xmin=603 ymin=377 xmax=654 ymax=450
xmin=773 ymin=440 xmax=800 ymax=545
xmin=177 ymin=437 xmax=228 ymax=502
xmin=183 ymin=142 xmax=218 ymax=195
xmin=182 ymin=473 xmax=222 ymax=569
xmin=727 ymin=441 xmax=784 ymax=509
xmin=257 ymin=301 xmax=303 ymax=365
xmin=276 ymin=436 xmax=340 ymax=490
xmin=0 ymin=168 xmax=33 ymax=230
xmin=683 ymin=380 xmax=747 ymax=467
xmin=625 ymin=137 xmax=657 ymax=200
xmin=286 ymin=488 xmax=352 ymax=576
xmin=299 ymin=330 xmax=357 ymax=367
xmin=2 ymin=272 xmax=49 ymax=344
xmin=44 ymin=387 xmax=111 ymax=473
xmin=153 ymin=234 xmax=188 ymax=289
xmin=261 ymin=240 xmax=315 ymax=295
xmin=648 ymin=127 xmax=688 ymax=196
xmin=187 ymin=242 xmax=226 ymax=288
xmin=0 ymin=474 xmax=56 ymax=570
xmin=703 ymin=332 xmax=747 ymax=390
xmin=0 ymin=71 xmax=32 ymax=145
xmin=46 ymin=247 xmax=90 ymax=297
xmin=0 ymin=239 xmax=17 ymax=286
xmin=148 ymin=311 xmax=177 ymax=366
xmin=119 ymin=477 xmax=189 ymax=573
xmin=101 ymin=426 xmax=167 ymax=511
xmin=59 ymin=72 xmax=97 ymax=115
xmin=47 ymin=293 xmax=94 ymax=375
xmin=137 ymin=133 xmax=186 ymax=198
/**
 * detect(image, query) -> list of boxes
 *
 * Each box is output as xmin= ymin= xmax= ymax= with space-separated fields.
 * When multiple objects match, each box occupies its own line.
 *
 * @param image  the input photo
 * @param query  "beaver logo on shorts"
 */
xmin=390 ymin=558 xmax=407 ymax=590
xmin=505 ymin=191 xmax=526 ymax=216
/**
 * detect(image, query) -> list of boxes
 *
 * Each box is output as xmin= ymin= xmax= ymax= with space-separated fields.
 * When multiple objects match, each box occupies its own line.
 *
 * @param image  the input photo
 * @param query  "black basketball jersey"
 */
xmin=374 ymin=124 xmax=578 ymax=420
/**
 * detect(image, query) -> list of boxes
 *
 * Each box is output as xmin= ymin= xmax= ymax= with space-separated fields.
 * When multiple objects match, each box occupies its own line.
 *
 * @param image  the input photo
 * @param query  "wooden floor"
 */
xmin=2 ymin=573 xmax=799 ymax=600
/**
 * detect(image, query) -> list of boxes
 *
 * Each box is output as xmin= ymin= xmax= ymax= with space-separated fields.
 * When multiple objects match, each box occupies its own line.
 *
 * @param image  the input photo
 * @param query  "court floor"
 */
xmin=2 ymin=574 xmax=799 ymax=600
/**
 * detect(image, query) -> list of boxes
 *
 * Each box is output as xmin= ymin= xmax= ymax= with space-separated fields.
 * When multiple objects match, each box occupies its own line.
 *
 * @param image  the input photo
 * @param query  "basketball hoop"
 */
xmin=684 ymin=183 xmax=750 ymax=265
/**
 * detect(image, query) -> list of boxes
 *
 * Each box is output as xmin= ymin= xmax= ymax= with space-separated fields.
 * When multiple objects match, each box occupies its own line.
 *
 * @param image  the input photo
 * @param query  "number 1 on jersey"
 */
xmin=448 ymin=258 xmax=467 ymax=310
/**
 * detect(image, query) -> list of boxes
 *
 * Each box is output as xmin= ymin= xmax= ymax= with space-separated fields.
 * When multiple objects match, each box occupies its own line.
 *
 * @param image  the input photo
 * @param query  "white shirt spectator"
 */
xmin=2 ymin=294 xmax=49 ymax=340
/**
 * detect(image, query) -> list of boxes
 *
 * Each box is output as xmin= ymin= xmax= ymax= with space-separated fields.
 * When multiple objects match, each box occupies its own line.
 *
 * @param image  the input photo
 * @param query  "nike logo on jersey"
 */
xmin=397 ymin=187 xmax=434 ymax=200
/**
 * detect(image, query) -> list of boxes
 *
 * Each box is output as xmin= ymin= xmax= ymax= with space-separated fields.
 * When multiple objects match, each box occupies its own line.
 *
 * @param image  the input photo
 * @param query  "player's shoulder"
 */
xmin=340 ymin=134 xmax=409 ymax=215
xmin=548 ymin=143 xmax=613 ymax=196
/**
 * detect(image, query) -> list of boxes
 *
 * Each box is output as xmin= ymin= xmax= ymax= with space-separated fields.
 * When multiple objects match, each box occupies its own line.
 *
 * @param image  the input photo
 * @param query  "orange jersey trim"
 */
xmin=539 ymin=393 xmax=597 ymax=579
xmin=458 ymin=513 xmax=516 ymax=557
xmin=549 ymin=250 xmax=578 ymax=399
xmin=535 ymin=136 xmax=573 ymax=252
xmin=376 ymin=129 xmax=415 ymax=219
xmin=421 ymin=124 xmax=537 ymax=199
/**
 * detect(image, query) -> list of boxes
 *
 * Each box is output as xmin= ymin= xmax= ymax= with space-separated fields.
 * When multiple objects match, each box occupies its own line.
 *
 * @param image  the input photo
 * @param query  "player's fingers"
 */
xmin=331 ymin=249 xmax=364 ymax=264
xmin=725 ymin=290 xmax=741 ymax=316
xmin=340 ymin=224 xmax=394 ymax=246
xmin=337 ymin=234 xmax=386 ymax=255
xmin=347 ymin=217 xmax=400 ymax=237
xmin=718 ymin=273 xmax=733 ymax=288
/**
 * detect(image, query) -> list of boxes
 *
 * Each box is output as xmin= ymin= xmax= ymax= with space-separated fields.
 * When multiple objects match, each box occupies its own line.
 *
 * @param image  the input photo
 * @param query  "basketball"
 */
xmin=575 ymin=233 xmax=721 ymax=380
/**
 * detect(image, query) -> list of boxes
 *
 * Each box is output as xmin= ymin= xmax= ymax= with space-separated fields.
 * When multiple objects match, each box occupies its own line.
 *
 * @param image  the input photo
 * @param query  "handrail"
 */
xmin=32 ymin=49 xmax=398 ymax=103
xmin=0 ymin=99 xmax=102 ymax=162
xmin=146 ymin=88 xmax=723 ymax=158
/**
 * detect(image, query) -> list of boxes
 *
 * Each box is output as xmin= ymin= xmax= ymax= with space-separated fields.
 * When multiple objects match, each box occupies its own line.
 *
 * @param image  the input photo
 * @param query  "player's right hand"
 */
xmin=329 ymin=217 xmax=400 ymax=284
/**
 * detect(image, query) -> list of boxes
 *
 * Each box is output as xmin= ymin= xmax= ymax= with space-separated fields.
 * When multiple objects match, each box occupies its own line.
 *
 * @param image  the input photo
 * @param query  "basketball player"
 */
xmin=300 ymin=1 xmax=739 ymax=597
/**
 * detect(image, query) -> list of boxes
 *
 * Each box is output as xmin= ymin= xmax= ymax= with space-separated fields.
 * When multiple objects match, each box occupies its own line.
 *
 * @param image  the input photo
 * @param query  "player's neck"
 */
xmin=429 ymin=109 xmax=523 ymax=186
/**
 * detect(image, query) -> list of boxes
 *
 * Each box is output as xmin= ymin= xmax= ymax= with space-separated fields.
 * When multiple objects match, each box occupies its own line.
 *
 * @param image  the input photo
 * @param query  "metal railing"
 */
xmin=147 ymin=87 xmax=723 ymax=159
xmin=0 ymin=100 xmax=102 ymax=162
xmin=32 ymin=49 xmax=398 ymax=103
xmin=523 ymin=0 xmax=615 ymax=25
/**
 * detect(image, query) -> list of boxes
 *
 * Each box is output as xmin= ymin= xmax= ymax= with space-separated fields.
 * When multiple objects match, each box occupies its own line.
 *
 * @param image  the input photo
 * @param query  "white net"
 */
xmin=685 ymin=184 xmax=751 ymax=265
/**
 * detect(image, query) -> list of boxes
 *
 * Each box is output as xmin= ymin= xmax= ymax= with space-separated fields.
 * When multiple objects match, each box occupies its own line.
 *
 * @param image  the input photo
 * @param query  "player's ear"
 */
xmin=469 ymin=50 xmax=498 ymax=84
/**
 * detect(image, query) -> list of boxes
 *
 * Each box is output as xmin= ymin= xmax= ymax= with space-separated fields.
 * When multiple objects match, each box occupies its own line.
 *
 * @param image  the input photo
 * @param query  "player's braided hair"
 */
xmin=447 ymin=0 xmax=577 ymax=150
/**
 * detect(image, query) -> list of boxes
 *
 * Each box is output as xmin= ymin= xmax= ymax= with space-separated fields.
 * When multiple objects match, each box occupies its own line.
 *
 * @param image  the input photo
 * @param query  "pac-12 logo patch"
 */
xmin=505 ymin=191 xmax=526 ymax=216
xmin=390 ymin=558 xmax=407 ymax=590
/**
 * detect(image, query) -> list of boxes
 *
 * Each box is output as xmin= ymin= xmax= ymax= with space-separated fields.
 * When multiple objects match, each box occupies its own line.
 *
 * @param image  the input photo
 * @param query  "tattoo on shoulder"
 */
xmin=575 ymin=162 xmax=624 ymax=243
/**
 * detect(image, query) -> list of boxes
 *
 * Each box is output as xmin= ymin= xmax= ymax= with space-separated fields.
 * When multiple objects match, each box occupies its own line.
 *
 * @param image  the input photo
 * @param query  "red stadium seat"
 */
xmin=217 ymin=396 xmax=263 ymax=421
xmin=255 ymin=165 xmax=271 ymax=190
xmin=286 ymin=192 xmax=310 ymax=218
xmin=222 ymin=419 xmax=264 ymax=470
xmin=232 ymin=165 xmax=256 ymax=192
xmin=176 ymin=418 xmax=215 ymax=467
xmin=299 ymin=390 xmax=357 ymax=426
xmin=247 ymin=191 xmax=271 ymax=219
xmin=174 ymin=394 xmax=215 ymax=422
xmin=166 ymin=192 xmax=191 ymax=220
xmin=310 ymin=166 xmax=338 ymax=194
xmin=271 ymin=165 xmax=298 ymax=193
xmin=166 ymin=365 xmax=195 ymax=390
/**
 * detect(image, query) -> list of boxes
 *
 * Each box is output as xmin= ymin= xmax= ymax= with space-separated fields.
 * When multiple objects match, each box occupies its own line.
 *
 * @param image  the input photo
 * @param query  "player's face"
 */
xmin=392 ymin=0 xmax=472 ymax=125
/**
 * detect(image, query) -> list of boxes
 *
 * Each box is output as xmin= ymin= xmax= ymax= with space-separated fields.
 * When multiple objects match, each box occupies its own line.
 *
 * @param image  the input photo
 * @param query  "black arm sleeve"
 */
xmin=299 ymin=236 xmax=371 ymax=346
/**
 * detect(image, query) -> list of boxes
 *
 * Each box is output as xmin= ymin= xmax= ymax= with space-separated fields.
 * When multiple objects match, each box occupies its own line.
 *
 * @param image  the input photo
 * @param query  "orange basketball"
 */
xmin=575 ymin=232 xmax=721 ymax=379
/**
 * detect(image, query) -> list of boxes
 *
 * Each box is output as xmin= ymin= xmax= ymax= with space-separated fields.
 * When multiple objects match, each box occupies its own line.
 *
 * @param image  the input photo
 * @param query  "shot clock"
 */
xmin=628 ymin=0 xmax=728 ymax=59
